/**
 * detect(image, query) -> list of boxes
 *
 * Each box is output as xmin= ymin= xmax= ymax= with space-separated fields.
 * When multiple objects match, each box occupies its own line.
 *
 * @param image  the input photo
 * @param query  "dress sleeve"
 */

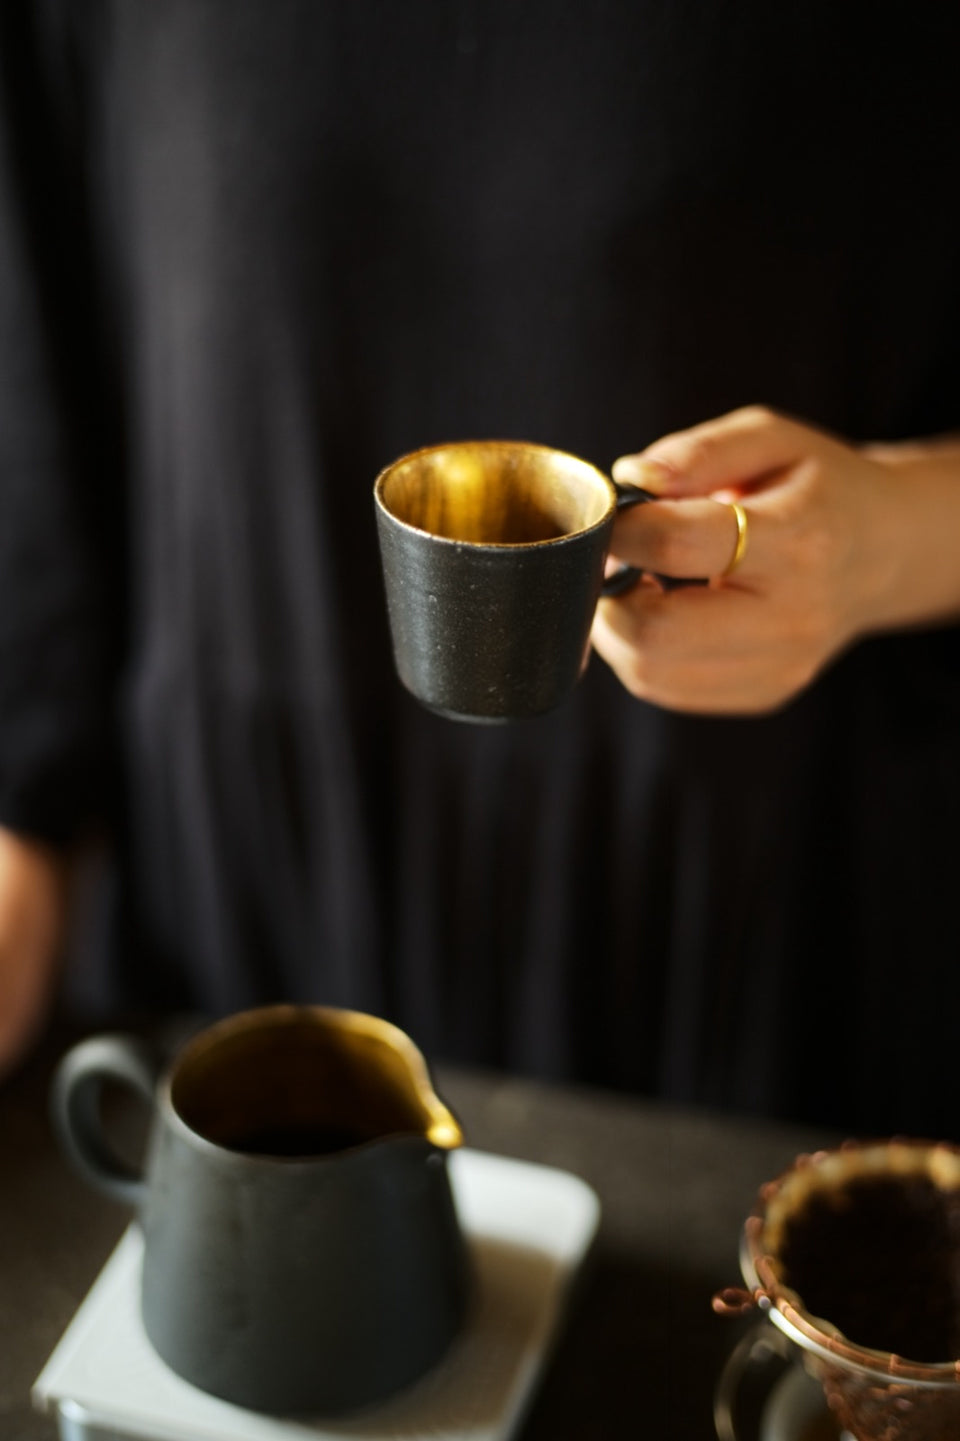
xmin=0 ymin=1 xmax=120 ymax=846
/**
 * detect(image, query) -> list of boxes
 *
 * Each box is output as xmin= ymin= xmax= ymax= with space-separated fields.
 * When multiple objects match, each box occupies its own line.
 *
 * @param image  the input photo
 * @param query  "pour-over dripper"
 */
xmin=714 ymin=1139 xmax=960 ymax=1441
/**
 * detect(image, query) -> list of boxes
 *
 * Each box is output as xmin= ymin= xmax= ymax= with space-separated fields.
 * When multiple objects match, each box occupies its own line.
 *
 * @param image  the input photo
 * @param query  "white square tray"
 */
xmin=33 ymin=1149 xmax=600 ymax=1441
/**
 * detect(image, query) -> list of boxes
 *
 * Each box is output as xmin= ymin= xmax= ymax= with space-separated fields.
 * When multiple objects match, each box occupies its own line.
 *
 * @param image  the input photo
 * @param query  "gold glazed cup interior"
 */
xmin=375 ymin=440 xmax=615 ymax=546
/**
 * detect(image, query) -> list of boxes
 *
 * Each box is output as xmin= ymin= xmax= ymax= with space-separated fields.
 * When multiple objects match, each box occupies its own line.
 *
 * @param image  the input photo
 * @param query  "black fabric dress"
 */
xmin=1 ymin=1 xmax=959 ymax=1137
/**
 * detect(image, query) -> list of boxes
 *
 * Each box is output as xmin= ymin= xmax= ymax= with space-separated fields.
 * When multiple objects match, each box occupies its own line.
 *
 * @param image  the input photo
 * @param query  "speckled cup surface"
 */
xmin=374 ymin=439 xmax=647 ymax=723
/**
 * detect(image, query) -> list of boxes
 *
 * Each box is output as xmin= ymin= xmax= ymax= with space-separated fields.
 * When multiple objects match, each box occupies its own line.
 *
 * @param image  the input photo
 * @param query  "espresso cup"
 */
xmin=714 ymin=1139 xmax=960 ymax=1441
xmin=373 ymin=439 xmax=654 ymax=723
xmin=51 ymin=1006 xmax=470 ymax=1415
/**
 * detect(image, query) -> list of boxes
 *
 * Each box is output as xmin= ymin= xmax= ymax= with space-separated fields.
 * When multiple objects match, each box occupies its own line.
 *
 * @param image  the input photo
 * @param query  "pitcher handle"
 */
xmin=51 ymin=1034 xmax=158 ymax=1208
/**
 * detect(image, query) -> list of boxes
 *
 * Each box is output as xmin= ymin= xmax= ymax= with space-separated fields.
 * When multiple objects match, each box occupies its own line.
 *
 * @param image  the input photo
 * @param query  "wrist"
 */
xmin=855 ymin=442 xmax=960 ymax=635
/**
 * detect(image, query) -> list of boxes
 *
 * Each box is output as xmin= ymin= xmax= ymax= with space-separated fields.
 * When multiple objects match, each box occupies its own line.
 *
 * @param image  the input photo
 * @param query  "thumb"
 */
xmin=613 ymin=405 xmax=818 ymax=497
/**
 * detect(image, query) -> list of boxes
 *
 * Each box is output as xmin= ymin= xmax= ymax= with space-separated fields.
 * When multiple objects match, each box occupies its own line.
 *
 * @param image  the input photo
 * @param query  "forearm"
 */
xmin=861 ymin=437 xmax=960 ymax=635
xmin=0 ymin=827 xmax=67 ymax=1078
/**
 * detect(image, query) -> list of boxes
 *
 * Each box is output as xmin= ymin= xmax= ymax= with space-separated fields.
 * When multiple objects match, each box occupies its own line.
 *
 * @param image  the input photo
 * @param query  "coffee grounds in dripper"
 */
xmin=778 ymin=1173 xmax=960 ymax=1362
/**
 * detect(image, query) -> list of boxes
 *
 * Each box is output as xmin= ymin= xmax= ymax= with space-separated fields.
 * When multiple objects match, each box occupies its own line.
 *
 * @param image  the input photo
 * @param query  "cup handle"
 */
xmin=51 ymin=1034 xmax=158 ymax=1208
xmin=712 ymin=1322 xmax=794 ymax=1441
xmin=601 ymin=483 xmax=707 ymax=596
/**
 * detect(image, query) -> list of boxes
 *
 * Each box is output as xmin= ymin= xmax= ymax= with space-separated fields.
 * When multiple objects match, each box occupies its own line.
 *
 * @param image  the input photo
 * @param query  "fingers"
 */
xmin=592 ymin=585 xmax=819 ymax=715
xmin=598 ymin=408 xmax=879 ymax=713
xmin=609 ymin=494 xmax=758 ymax=582
xmin=613 ymin=405 xmax=827 ymax=498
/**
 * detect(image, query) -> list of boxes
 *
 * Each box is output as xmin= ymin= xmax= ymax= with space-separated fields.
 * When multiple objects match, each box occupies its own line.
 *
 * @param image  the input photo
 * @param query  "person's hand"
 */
xmin=592 ymin=406 xmax=960 ymax=714
xmin=0 ymin=828 xmax=68 ymax=1079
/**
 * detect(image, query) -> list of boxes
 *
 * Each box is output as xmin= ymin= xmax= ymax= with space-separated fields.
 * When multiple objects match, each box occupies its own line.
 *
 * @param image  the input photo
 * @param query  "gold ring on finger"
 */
xmin=720 ymin=501 xmax=749 ymax=578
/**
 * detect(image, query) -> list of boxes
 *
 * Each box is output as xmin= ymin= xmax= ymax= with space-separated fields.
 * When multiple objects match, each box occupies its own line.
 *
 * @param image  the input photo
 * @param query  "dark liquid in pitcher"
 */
xmin=225 ymin=1123 xmax=376 ymax=1156
xmin=778 ymin=1174 xmax=960 ymax=1361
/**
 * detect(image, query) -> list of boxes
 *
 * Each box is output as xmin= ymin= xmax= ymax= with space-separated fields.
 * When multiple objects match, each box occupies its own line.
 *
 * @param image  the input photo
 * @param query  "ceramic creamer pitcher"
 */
xmin=52 ymin=1005 xmax=470 ymax=1415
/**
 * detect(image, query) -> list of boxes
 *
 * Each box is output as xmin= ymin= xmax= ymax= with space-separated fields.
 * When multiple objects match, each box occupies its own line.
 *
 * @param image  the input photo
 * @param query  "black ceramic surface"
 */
xmin=376 ymin=517 xmax=607 ymax=722
xmin=374 ymin=440 xmax=636 ymax=723
xmin=140 ymin=1126 xmax=466 ymax=1414
xmin=51 ymin=1007 xmax=470 ymax=1416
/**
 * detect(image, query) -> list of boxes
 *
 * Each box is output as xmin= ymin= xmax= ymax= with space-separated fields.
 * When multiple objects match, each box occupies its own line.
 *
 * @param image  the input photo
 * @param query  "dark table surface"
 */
xmin=0 ymin=1016 xmax=837 ymax=1441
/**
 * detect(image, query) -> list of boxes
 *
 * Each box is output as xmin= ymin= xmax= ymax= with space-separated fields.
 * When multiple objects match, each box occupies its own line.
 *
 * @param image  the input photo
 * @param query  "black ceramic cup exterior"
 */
xmin=51 ymin=1006 xmax=470 ymax=1416
xmin=374 ymin=439 xmax=652 ymax=723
